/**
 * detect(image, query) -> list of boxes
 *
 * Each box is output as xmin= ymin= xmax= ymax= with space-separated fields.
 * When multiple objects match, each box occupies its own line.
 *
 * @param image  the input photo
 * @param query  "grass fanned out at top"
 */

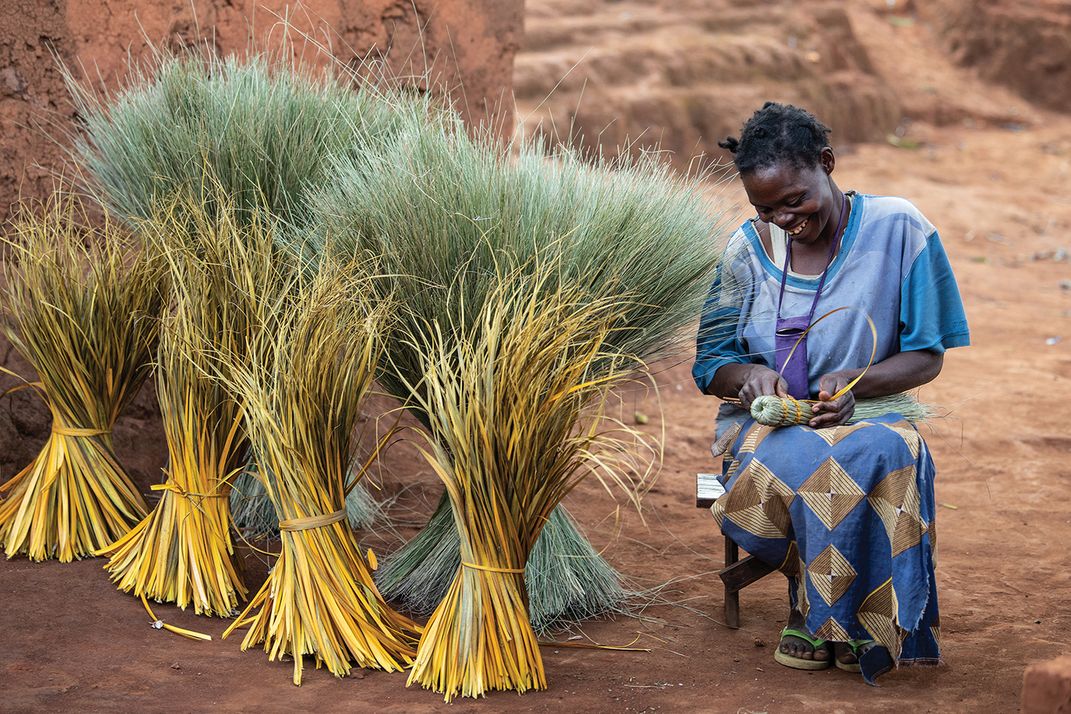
xmin=97 ymin=200 xmax=287 ymax=617
xmin=215 ymin=257 xmax=420 ymax=685
xmin=0 ymin=195 xmax=163 ymax=562
xmin=66 ymin=49 xmax=429 ymax=231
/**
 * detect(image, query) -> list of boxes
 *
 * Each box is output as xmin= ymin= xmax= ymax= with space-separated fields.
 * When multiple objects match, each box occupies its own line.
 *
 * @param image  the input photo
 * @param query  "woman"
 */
xmin=694 ymin=102 xmax=969 ymax=683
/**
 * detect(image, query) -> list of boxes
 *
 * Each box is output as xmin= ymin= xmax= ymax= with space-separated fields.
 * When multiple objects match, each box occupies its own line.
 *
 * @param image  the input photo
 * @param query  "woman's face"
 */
xmin=740 ymin=150 xmax=839 ymax=246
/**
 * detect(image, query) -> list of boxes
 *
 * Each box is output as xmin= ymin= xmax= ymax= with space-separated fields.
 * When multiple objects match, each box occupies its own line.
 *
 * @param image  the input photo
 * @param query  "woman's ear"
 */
xmin=820 ymin=147 xmax=836 ymax=175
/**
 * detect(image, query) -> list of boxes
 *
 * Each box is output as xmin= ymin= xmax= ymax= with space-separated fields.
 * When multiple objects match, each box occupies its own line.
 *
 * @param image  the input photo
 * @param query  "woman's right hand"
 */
xmin=738 ymin=364 xmax=789 ymax=409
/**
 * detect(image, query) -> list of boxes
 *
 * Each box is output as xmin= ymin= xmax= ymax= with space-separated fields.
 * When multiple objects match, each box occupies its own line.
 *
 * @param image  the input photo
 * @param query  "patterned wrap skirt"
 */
xmin=712 ymin=414 xmax=941 ymax=683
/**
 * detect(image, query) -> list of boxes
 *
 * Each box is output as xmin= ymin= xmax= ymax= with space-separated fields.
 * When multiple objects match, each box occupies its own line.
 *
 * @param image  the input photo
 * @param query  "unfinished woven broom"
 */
xmin=0 ymin=195 xmax=162 ymax=561
xmin=750 ymin=392 xmax=934 ymax=427
xmin=219 ymin=258 xmax=420 ymax=685
xmin=96 ymin=203 xmax=279 ymax=617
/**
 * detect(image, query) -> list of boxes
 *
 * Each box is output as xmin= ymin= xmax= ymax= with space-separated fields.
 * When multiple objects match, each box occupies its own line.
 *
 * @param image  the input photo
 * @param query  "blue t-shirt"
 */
xmin=693 ymin=194 xmax=969 ymax=426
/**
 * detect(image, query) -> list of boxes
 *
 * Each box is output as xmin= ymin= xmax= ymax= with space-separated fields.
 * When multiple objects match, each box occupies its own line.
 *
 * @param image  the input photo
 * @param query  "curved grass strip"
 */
xmin=217 ymin=262 xmax=419 ymax=685
xmin=0 ymin=196 xmax=162 ymax=561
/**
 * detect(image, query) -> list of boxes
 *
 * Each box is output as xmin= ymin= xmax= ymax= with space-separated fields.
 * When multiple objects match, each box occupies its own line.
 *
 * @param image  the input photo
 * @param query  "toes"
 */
xmin=833 ymin=643 xmax=857 ymax=664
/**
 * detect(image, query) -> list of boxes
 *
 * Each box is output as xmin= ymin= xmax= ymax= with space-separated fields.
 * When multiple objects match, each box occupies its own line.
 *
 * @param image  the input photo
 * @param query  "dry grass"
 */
xmin=0 ymin=194 xmax=163 ymax=561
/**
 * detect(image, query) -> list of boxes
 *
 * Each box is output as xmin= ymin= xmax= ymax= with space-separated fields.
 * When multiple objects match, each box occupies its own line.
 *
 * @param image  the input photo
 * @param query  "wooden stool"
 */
xmin=697 ymin=473 xmax=776 ymax=629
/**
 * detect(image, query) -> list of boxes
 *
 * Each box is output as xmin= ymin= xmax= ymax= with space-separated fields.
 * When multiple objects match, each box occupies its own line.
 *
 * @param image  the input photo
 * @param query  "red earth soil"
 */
xmin=3 ymin=1 xmax=1071 ymax=712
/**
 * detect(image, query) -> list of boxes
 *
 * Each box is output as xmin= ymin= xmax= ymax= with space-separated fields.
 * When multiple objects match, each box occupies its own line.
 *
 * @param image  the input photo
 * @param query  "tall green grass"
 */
xmin=66 ymin=50 xmax=430 ymax=230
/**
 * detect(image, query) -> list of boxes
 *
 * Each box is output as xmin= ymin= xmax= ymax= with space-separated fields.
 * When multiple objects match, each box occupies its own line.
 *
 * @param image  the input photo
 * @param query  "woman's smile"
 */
xmin=786 ymin=217 xmax=809 ymax=236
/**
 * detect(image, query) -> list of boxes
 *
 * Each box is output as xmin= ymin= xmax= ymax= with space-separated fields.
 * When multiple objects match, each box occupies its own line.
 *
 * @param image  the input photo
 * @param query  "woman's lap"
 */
xmin=712 ymin=414 xmax=940 ymax=682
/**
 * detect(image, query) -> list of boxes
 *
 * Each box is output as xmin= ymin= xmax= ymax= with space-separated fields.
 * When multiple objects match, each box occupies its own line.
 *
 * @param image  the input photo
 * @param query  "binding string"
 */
xmin=278 ymin=508 xmax=347 ymax=532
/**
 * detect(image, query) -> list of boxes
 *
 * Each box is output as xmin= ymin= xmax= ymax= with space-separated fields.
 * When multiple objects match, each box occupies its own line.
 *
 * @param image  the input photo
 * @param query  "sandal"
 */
xmin=834 ymin=639 xmax=875 ymax=673
xmin=773 ymin=627 xmax=832 ymax=671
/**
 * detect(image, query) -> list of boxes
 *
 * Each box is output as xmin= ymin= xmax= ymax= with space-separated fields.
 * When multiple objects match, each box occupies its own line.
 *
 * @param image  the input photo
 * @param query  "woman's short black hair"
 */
xmin=718 ymin=102 xmax=832 ymax=174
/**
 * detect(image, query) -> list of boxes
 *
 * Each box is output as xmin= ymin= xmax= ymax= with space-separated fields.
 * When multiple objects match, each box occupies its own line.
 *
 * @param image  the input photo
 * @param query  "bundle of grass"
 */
xmin=218 ymin=258 xmax=420 ymax=685
xmin=308 ymin=116 xmax=728 ymax=632
xmin=66 ymin=49 xmax=418 ymax=231
xmin=229 ymin=461 xmax=382 ymax=536
xmin=96 ymin=202 xmax=283 ymax=617
xmin=402 ymin=265 xmax=652 ymax=700
xmin=0 ymin=195 xmax=162 ymax=562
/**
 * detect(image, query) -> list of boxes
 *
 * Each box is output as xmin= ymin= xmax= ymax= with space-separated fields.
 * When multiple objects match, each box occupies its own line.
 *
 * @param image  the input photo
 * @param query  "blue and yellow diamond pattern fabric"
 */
xmin=712 ymin=414 xmax=940 ymax=683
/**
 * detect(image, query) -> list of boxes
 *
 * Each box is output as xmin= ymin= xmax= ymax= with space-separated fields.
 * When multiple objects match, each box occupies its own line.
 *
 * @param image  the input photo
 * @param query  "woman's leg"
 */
xmin=713 ymin=416 xmax=940 ymax=682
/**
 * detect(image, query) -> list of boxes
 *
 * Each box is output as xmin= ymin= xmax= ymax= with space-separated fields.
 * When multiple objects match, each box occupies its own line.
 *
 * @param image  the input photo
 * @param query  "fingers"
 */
xmin=775 ymin=378 xmax=789 ymax=398
xmin=809 ymin=409 xmax=847 ymax=428
xmin=809 ymin=393 xmax=855 ymax=428
xmin=739 ymin=368 xmax=786 ymax=408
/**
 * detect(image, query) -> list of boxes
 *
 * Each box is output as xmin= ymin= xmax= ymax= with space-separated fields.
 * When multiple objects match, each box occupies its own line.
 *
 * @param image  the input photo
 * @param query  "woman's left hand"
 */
xmin=810 ymin=372 xmax=856 ymax=428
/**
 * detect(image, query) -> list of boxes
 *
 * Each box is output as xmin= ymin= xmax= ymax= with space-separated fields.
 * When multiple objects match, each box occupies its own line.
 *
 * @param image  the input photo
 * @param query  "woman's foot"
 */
xmin=774 ymin=608 xmax=832 ymax=670
xmin=833 ymin=639 xmax=875 ymax=672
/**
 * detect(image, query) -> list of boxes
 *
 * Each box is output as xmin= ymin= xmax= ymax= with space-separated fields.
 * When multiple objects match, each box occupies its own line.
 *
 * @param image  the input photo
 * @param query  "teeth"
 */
xmin=788 ymin=218 xmax=808 ymax=236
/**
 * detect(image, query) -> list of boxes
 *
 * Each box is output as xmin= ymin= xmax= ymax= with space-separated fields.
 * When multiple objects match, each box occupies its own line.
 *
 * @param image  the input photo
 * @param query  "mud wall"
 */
xmin=0 ymin=0 xmax=523 ymax=482
xmin=0 ymin=0 xmax=524 ymax=224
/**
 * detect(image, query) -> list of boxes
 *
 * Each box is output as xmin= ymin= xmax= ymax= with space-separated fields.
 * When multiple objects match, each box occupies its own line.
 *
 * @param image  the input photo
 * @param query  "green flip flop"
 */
xmin=834 ymin=639 xmax=876 ymax=673
xmin=773 ymin=627 xmax=832 ymax=671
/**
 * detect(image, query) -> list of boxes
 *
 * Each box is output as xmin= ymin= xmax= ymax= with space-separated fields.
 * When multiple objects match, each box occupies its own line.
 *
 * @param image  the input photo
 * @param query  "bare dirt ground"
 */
xmin=3 ymin=2 xmax=1071 ymax=712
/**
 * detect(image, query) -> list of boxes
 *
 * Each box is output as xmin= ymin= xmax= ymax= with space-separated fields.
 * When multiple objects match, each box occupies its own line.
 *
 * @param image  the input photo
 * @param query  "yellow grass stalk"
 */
xmin=218 ymin=259 xmax=420 ymax=685
xmin=404 ymin=265 xmax=651 ymax=700
xmin=96 ymin=202 xmax=277 ymax=615
xmin=0 ymin=195 xmax=162 ymax=561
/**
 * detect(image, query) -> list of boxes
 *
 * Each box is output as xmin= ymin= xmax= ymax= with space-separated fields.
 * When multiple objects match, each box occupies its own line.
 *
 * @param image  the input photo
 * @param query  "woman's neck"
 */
xmin=790 ymin=189 xmax=848 ymax=273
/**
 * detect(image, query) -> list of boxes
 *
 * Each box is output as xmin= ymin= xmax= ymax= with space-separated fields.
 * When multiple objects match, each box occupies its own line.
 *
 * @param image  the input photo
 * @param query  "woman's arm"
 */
xmin=809 ymin=349 xmax=944 ymax=428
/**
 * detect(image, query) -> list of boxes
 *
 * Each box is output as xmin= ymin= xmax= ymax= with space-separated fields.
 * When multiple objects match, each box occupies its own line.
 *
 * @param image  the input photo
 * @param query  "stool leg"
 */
xmin=724 ymin=537 xmax=740 ymax=629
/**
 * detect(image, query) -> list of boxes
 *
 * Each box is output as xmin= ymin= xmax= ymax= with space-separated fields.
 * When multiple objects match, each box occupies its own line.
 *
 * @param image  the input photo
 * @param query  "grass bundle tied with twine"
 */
xmin=96 ymin=201 xmax=281 ymax=619
xmin=217 ymin=256 xmax=420 ymax=685
xmin=307 ymin=113 xmax=730 ymax=635
xmin=402 ymin=265 xmax=651 ymax=700
xmin=0 ymin=195 xmax=162 ymax=562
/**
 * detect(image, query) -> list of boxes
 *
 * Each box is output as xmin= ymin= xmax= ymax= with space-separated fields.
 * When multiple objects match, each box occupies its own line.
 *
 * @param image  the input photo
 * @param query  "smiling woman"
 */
xmin=697 ymin=102 xmax=970 ymax=683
